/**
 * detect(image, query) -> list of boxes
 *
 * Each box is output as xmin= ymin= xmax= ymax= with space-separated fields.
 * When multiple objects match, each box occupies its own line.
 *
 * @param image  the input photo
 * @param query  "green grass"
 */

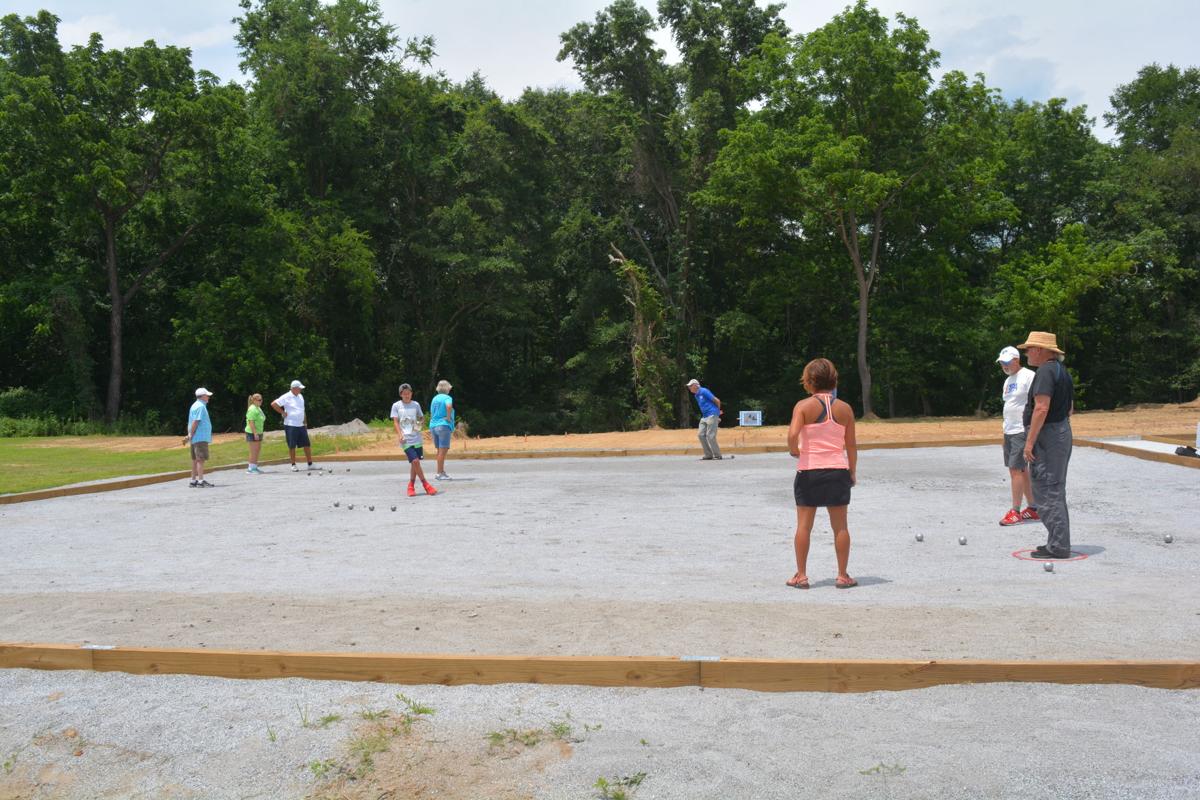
xmin=0 ymin=434 xmax=377 ymax=495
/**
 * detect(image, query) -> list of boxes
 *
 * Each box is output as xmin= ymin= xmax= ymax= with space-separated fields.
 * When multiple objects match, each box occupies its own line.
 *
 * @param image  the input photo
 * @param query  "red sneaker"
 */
xmin=422 ymin=482 xmax=438 ymax=496
xmin=1020 ymin=508 xmax=1040 ymax=523
xmin=999 ymin=509 xmax=1022 ymax=526
xmin=406 ymin=483 xmax=416 ymax=497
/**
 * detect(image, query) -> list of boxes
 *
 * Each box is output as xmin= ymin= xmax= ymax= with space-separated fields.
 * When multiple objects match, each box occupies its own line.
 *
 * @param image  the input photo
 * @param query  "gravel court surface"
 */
xmin=0 ymin=446 xmax=1196 ymax=660
xmin=2 ymin=669 xmax=1199 ymax=800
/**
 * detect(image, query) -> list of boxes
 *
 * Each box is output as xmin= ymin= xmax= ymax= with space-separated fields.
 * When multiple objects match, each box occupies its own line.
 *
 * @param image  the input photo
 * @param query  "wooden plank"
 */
xmin=84 ymin=647 xmax=697 ymax=688
xmin=700 ymin=659 xmax=1200 ymax=692
xmin=1075 ymin=439 xmax=1200 ymax=469
xmin=0 ymin=643 xmax=94 ymax=671
xmin=4 ymin=644 xmax=1199 ymax=692
xmin=1143 ymin=433 xmax=1194 ymax=446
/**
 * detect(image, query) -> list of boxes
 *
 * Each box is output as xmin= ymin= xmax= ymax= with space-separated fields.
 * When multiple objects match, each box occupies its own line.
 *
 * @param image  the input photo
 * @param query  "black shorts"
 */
xmin=285 ymin=426 xmax=311 ymax=448
xmin=794 ymin=469 xmax=852 ymax=507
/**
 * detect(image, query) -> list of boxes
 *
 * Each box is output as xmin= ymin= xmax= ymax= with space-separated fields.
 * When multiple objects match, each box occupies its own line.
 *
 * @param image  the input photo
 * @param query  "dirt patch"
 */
xmin=307 ymin=715 xmax=572 ymax=800
xmin=354 ymin=403 xmax=1199 ymax=456
xmin=24 ymin=404 xmax=1195 ymax=456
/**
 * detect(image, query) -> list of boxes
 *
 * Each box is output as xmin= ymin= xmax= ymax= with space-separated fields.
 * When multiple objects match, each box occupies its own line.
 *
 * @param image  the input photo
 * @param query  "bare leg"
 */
xmin=287 ymin=447 xmax=297 ymax=466
xmin=792 ymin=505 xmax=817 ymax=583
xmin=436 ymin=448 xmax=447 ymax=474
xmin=195 ymin=459 xmax=206 ymax=482
xmin=249 ymin=440 xmax=262 ymax=466
xmin=303 ymin=445 xmax=313 ymax=465
xmin=1008 ymin=467 xmax=1024 ymax=510
xmin=828 ymin=505 xmax=851 ymax=581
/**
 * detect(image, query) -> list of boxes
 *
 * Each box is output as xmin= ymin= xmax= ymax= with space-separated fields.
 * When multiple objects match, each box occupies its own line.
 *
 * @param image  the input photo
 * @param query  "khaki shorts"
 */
xmin=190 ymin=441 xmax=210 ymax=461
xmin=1003 ymin=433 xmax=1026 ymax=470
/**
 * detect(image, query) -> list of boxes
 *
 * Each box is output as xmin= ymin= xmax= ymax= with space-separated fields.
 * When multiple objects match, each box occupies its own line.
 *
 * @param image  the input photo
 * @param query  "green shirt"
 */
xmin=245 ymin=404 xmax=266 ymax=435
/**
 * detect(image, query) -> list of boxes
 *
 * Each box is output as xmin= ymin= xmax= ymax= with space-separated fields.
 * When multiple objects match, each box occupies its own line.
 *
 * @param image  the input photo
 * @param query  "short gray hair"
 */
xmin=436 ymin=379 xmax=452 ymax=393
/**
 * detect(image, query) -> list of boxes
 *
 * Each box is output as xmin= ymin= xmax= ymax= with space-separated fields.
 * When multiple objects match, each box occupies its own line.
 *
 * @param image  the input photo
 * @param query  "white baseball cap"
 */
xmin=290 ymin=380 xmax=305 ymax=389
xmin=195 ymin=387 xmax=213 ymax=397
xmin=995 ymin=346 xmax=1020 ymax=363
xmin=686 ymin=378 xmax=700 ymax=387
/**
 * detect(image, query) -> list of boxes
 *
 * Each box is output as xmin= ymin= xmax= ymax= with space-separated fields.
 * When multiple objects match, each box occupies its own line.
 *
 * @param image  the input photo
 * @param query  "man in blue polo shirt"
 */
xmin=687 ymin=378 xmax=723 ymax=460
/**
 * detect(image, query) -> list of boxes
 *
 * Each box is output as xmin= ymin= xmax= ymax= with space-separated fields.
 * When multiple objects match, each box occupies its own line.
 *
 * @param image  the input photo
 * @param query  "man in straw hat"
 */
xmin=1018 ymin=331 xmax=1074 ymax=559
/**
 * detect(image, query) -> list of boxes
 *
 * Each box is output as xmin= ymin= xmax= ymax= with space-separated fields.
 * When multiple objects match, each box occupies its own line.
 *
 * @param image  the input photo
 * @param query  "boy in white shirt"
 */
xmin=996 ymin=346 xmax=1038 ymax=526
xmin=391 ymin=383 xmax=437 ymax=497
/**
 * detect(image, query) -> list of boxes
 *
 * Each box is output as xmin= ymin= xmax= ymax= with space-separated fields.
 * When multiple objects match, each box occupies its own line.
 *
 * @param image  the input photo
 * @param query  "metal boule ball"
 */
xmin=369 ymin=506 xmax=374 ymax=511
xmin=958 ymin=536 xmax=967 ymax=546
xmin=333 ymin=501 xmax=339 ymax=508
xmin=348 ymin=504 xmax=354 ymax=510
xmin=1164 ymin=534 xmax=1174 ymax=544
xmin=390 ymin=506 xmax=396 ymax=512
xmin=915 ymin=533 xmax=924 ymax=542
xmin=1044 ymin=562 xmax=1054 ymax=572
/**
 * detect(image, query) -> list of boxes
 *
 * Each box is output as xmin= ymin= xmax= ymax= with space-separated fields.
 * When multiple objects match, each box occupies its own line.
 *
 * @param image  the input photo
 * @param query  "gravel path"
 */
xmin=2 ymin=669 xmax=1199 ymax=800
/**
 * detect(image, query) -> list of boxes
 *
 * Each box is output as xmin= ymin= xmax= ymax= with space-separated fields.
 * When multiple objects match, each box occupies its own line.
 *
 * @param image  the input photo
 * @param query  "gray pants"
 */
xmin=698 ymin=415 xmax=722 ymax=459
xmin=1031 ymin=420 xmax=1072 ymax=553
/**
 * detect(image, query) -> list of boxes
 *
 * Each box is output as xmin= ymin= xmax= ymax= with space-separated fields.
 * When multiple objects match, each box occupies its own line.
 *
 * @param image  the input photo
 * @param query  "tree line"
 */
xmin=1 ymin=0 xmax=1197 ymax=436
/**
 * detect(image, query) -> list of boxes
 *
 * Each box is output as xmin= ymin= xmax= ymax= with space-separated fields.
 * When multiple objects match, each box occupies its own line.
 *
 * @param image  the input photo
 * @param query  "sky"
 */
xmin=7 ymin=0 xmax=1198 ymax=140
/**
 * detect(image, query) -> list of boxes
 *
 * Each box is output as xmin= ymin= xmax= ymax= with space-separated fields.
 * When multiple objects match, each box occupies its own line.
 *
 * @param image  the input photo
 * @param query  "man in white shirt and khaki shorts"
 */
xmin=997 ymin=346 xmax=1038 ymax=526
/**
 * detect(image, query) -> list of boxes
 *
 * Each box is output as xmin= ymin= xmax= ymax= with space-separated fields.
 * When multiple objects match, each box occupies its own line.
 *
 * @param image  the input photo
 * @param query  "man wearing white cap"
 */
xmin=686 ymin=378 xmax=723 ymax=460
xmin=272 ymin=380 xmax=314 ymax=471
xmin=186 ymin=388 xmax=214 ymax=488
xmin=996 ymin=346 xmax=1038 ymax=526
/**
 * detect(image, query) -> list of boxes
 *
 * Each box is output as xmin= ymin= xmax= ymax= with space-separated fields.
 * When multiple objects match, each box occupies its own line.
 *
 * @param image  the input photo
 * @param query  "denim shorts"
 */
xmin=245 ymin=433 xmax=263 ymax=442
xmin=285 ymin=426 xmax=311 ymax=449
xmin=431 ymin=425 xmax=452 ymax=449
xmin=404 ymin=446 xmax=424 ymax=463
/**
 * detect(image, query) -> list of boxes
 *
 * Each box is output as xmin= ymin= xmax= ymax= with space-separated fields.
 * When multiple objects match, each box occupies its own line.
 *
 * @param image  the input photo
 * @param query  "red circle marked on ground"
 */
xmin=1011 ymin=548 xmax=1089 ymax=562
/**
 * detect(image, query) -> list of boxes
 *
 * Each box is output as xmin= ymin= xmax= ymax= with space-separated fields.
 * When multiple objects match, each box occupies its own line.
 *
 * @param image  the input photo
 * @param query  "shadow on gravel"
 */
xmin=1072 ymin=545 xmax=1106 ymax=556
xmin=805 ymin=575 xmax=892 ymax=589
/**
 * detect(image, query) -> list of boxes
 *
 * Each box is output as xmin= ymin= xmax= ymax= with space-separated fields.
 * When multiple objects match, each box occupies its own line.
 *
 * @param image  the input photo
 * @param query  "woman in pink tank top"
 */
xmin=785 ymin=358 xmax=858 ymax=589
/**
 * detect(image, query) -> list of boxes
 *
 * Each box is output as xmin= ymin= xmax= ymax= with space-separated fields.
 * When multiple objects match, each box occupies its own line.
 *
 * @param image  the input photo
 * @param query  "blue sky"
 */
xmin=7 ymin=0 xmax=1198 ymax=139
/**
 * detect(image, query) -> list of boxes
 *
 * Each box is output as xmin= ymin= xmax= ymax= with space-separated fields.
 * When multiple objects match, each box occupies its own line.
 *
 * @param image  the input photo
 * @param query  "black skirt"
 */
xmin=794 ymin=469 xmax=852 ymax=507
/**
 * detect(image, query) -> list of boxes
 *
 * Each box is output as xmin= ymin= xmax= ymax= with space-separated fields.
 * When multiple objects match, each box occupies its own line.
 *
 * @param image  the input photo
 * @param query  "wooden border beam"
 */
xmin=3 ymin=644 xmax=1197 ymax=692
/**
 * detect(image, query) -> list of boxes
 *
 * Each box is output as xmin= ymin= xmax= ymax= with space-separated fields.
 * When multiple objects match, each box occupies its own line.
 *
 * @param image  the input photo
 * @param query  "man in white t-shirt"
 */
xmin=271 ymin=379 xmax=314 ymax=471
xmin=996 ymin=346 xmax=1038 ymax=526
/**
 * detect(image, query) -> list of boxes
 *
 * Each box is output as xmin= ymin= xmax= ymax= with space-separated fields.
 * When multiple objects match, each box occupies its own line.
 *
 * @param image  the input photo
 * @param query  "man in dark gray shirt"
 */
xmin=1019 ymin=331 xmax=1075 ymax=559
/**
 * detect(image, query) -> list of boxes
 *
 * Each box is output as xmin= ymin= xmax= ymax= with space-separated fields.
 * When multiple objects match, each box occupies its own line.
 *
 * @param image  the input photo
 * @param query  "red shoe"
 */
xmin=407 ymin=483 xmax=416 ymax=497
xmin=422 ymin=482 xmax=437 ymax=496
xmin=1020 ymin=508 xmax=1040 ymax=523
xmin=999 ymin=509 xmax=1022 ymax=526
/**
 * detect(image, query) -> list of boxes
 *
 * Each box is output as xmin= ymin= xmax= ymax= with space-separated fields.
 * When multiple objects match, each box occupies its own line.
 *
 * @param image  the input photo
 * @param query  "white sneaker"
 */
xmin=307 ymin=464 xmax=318 ymax=471
xmin=246 ymin=468 xmax=254 ymax=474
xmin=291 ymin=464 xmax=299 ymax=472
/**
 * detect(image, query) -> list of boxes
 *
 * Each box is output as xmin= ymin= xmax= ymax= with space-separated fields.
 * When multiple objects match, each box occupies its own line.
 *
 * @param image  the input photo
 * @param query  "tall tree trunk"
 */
xmin=855 ymin=276 xmax=874 ymax=418
xmin=104 ymin=218 xmax=123 ymax=425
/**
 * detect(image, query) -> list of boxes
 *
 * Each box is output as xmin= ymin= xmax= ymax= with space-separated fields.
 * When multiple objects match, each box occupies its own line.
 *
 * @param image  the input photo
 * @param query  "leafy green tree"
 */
xmin=0 ymin=11 xmax=246 ymax=422
xmin=705 ymin=1 xmax=1003 ymax=416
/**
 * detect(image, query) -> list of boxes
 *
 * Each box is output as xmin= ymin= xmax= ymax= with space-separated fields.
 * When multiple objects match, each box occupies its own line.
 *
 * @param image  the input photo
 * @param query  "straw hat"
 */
xmin=1017 ymin=331 xmax=1065 ymax=355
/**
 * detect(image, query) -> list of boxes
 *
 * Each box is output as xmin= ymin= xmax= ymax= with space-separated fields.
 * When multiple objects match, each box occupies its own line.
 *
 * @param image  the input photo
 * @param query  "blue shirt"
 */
xmin=188 ymin=400 xmax=212 ymax=443
xmin=430 ymin=393 xmax=455 ymax=429
xmin=693 ymin=387 xmax=719 ymax=418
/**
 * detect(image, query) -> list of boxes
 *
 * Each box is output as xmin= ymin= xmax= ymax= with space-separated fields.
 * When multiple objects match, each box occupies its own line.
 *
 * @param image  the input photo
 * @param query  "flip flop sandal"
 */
xmin=786 ymin=575 xmax=810 ymax=589
xmin=835 ymin=578 xmax=858 ymax=589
